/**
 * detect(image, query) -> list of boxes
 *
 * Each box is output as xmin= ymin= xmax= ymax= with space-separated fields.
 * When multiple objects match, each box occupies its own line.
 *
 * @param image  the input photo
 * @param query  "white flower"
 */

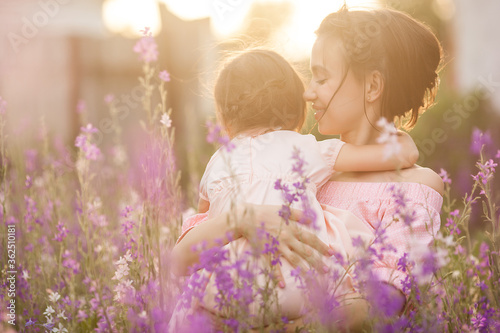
xmin=43 ymin=306 xmax=55 ymax=316
xmin=22 ymin=270 xmax=30 ymax=280
xmin=123 ymin=250 xmax=133 ymax=262
xmin=52 ymin=323 xmax=68 ymax=333
xmin=57 ymin=310 xmax=68 ymax=320
xmin=48 ymin=291 xmax=61 ymax=303
xmin=115 ymin=257 xmax=127 ymax=266
xmin=376 ymin=117 xmax=401 ymax=160
xmin=112 ymin=256 xmax=130 ymax=282
xmin=160 ymin=113 xmax=172 ymax=128
xmin=45 ymin=314 xmax=54 ymax=324
xmin=139 ymin=310 xmax=147 ymax=319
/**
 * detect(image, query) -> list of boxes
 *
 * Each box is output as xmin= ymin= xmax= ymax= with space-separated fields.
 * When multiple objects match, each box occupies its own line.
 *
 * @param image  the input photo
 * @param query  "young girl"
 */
xmin=189 ymin=49 xmax=418 ymax=321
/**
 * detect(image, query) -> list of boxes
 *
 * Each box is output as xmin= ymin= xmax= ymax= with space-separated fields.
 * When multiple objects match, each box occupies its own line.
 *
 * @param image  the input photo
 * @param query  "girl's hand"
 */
xmin=395 ymin=131 xmax=419 ymax=167
xmin=235 ymin=204 xmax=334 ymax=288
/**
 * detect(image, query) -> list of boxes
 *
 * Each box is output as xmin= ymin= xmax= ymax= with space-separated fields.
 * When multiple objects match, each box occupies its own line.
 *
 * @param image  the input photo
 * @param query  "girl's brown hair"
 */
xmin=214 ymin=49 xmax=306 ymax=137
xmin=316 ymin=6 xmax=442 ymax=129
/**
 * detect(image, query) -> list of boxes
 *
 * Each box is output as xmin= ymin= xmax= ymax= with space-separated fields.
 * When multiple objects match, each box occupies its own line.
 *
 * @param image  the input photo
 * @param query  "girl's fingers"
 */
xmin=271 ymin=259 xmax=286 ymax=288
xmin=294 ymin=228 xmax=332 ymax=257
xmin=289 ymin=208 xmax=307 ymax=224
xmin=280 ymin=246 xmax=310 ymax=273
xmin=287 ymin=238 xmax=328 ymax=273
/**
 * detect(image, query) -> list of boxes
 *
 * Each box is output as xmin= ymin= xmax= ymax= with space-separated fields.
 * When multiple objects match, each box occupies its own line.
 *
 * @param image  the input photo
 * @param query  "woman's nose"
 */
xmin=303 ymin=85 xmax=316 ymax=102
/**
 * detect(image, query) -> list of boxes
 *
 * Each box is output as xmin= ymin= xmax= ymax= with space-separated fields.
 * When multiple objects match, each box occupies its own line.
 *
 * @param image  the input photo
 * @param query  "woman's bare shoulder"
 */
xmin=398 ymin=166 xmax=445 ymax=195
xmin=329 ymin=166 xmax=444 ymax=195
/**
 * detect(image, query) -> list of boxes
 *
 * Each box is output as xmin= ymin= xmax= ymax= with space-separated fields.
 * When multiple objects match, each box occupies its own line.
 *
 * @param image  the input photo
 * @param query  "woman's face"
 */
xmin=303 ymin=36 xmax=367 ymax=137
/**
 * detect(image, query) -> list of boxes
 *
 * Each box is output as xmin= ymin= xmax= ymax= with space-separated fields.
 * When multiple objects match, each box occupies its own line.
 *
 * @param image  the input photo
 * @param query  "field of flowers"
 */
xmin=1 ymin=29 xmax=500 ymax=333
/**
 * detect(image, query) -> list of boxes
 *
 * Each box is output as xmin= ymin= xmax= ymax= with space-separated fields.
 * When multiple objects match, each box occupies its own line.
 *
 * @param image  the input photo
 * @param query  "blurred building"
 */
xmin=0 ymin=0 xmax=215 ymax=184
xmin=454 ymin=0 xmax=500 ymax=112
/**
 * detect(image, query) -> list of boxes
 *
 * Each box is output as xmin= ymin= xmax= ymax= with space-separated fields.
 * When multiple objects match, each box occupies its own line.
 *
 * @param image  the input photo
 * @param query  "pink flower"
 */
xmin=76 ymin=100 xmax=86 ymax=114
xmin=81 ymin=123 xmax=98 ymax=134
xmin=376 ymin=117 xmax=401 ymax=160
xmin=206 ymin=120 xmax=235 ymax=152
xmin=133 ymin=28 xmax=158 ymax=63
xmin=75 ymin=134 xmax=86 ymax=148
xmin=496 ymin=150 xmax=500 ymax=159
xmin=85 ymin=144 xmax=101 ymax=161
xmin=104 ymin=94 xmax=115 ymax=104
xmin=439 ymin=168 xmax=452 ymax=185
xmin=159 ymin=70 xmax=170 ymax=82
xmin=0 ymin=96 xmax=7 ymax=114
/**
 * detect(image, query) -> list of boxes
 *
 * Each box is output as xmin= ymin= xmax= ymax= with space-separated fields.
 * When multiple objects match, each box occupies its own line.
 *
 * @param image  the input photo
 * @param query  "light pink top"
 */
xmin=317 ymin=181 xmax=443 ymax=291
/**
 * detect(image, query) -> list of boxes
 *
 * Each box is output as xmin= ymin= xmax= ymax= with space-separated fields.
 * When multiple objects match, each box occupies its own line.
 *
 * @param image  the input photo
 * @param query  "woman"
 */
xmin=171 ymin=5 xmax=444 ymax=331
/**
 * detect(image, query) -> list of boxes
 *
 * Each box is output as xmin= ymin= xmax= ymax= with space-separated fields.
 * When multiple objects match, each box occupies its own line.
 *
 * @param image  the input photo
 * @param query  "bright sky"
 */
xmin=102 ymin=0 xmax=380 ymax=59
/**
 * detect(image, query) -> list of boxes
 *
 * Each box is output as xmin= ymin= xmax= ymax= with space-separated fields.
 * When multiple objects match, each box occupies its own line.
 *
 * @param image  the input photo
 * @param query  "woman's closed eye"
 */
xmin=315 ymin=78 xmax=328 ymax=85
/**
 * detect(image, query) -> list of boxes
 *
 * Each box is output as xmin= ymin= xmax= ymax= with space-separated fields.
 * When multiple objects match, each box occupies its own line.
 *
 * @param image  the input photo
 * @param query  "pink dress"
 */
xmin=317 ymin=181 xmax=443 ymax=291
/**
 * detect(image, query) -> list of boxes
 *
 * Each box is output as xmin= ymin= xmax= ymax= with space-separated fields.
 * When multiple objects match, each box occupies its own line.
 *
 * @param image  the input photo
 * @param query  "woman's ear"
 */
xmin=365 ymin=70 xmax=384 ymax=102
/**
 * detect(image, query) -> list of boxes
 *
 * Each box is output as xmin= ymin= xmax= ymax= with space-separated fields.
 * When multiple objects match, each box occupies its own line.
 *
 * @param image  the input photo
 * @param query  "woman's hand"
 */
xmin=235 ymin=204 xmax=334 ymax=287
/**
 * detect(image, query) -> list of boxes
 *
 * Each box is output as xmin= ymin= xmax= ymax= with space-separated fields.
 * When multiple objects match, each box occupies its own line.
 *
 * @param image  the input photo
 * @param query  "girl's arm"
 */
xmin=334 ymin=131 xmax=419 ymax=172
xmin=171 ymin=209 xmax=236 ymax=276
xmin=198 ymin=198 xmax=210 ymax=214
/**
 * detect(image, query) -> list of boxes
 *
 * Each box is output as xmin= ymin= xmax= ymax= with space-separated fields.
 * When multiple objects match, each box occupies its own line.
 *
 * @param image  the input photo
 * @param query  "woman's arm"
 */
xmin=172 ymin=204 xmax=333 ymax=278
xmin=334 ymin=131 xmax=419 ymax=172
xmin=171 ymin=209 xmax=237 ymax=276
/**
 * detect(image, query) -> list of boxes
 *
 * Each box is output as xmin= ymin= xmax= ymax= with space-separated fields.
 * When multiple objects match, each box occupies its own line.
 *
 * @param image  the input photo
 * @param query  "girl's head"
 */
xmin=304 ymin=6 xmax=442 ymax=136
xmin=214 ymin=49 xmax=306 ymax=137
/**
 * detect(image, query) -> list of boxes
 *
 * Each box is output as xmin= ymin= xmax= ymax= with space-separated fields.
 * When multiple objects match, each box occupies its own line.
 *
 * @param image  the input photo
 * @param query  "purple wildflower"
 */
xmin=471 ymin=313 xmax=487 ymax=330
xmin=390 ymin=184 xmax=416 ymax=227
xmin=25 ymin=318 xmax=36 ymax=327
xmin=53 ymin=220 xmax=68 ymax=242
xmin=472 ymin=159 xmax=497 ymax=185
xmin=77 ymin=310 xmax=88 ymax=322
xmin=445 ymin=217 xmax=461 ymax=236
xmin=205 ymin=120 xmax=235 ymax=152
xmin=470 ymin=128 xmax=492 ymax=155
xmin=159 ymin=70 xmax=171 ymax=82
xmin=25 ymin=175 xmax=32 ymax=188
xmin=133 ymin=27 xmax=158 ymax=63
xmin=397 ymin=253 xmax=412 ymax=273
xmin=75 ymin=124 xmax=102 ymax=161
xmin=439 ymin=168 xmax=452 ymax=185
xmin=81 ymin=123 xmax=98 ymax=134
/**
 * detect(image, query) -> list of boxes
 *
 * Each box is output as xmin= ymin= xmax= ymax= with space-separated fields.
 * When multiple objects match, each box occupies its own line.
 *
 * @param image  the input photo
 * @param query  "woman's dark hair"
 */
xmin=316 ymin=6 xmax=442 ymax=129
